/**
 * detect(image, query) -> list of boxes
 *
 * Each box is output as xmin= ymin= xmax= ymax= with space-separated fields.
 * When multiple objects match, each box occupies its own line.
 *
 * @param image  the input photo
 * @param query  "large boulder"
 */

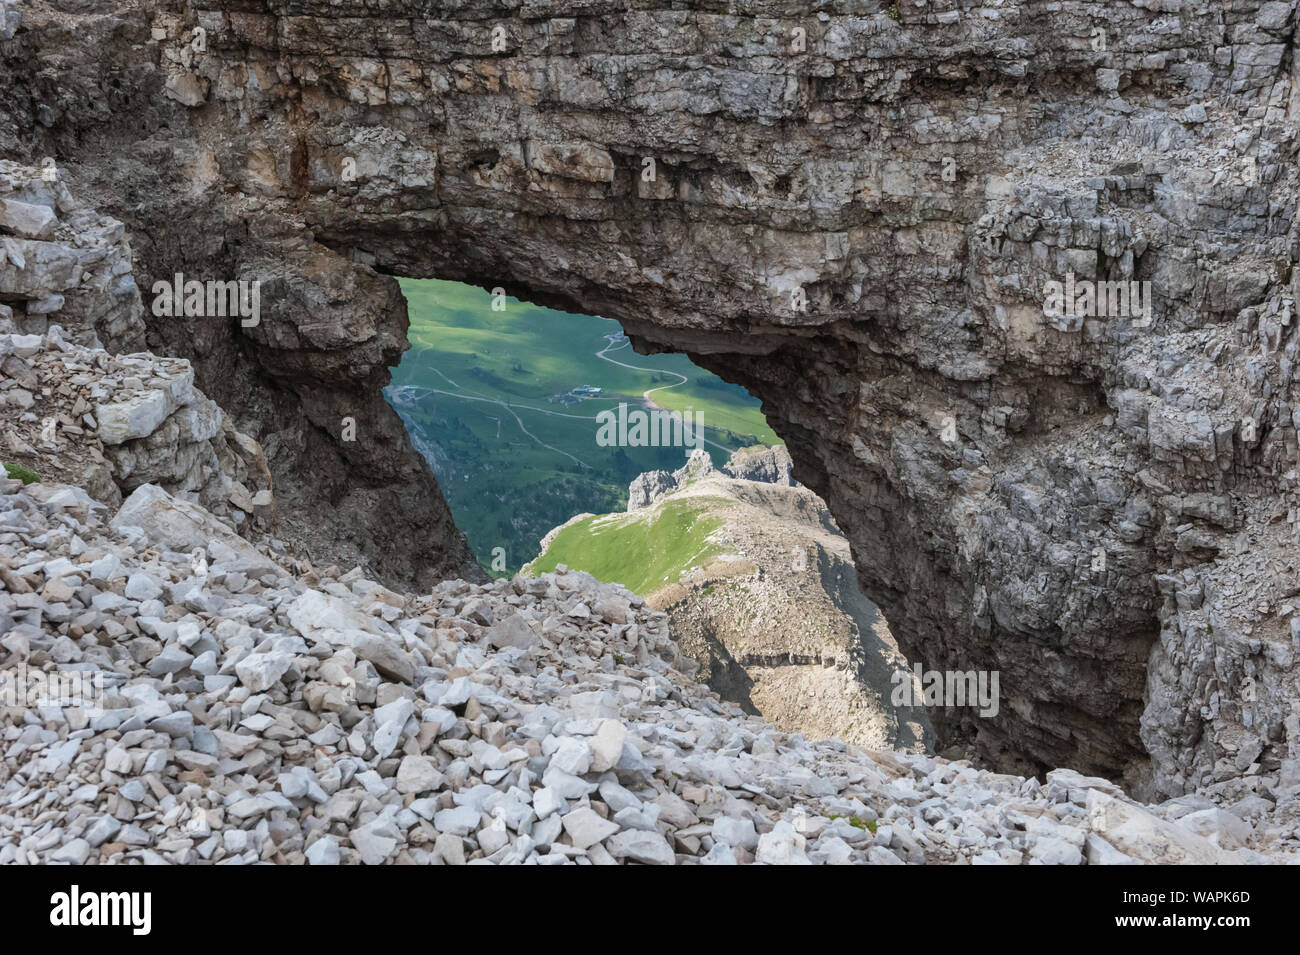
xmin=1085 ymin=790 xmax=1243 ymax=865
xmin=110 ymin=484 xmax=281 ymax=575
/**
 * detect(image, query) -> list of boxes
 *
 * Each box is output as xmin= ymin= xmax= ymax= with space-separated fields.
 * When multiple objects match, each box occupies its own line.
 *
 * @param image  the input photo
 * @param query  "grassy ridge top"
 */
xmin=524 ymin=498 xmax=730 ymax=595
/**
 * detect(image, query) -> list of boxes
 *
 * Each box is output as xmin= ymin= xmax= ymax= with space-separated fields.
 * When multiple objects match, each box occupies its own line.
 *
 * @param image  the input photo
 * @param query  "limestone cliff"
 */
xmin=3 ymin=0 xmax=1299 ymax=797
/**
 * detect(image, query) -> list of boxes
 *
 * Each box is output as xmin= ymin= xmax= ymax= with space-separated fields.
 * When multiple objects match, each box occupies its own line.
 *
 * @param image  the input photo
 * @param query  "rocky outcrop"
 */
xmin=0 ymin=159 xmax=142 ymax=352
xmin=1 ymin=163 xmax=273 ymax=530
xmin=4 ymin=0 xmax=1300 ymax=795
xmin=541 ymin=450 xmax=933 ymax=750
xmin=724 ymin=445 xmax=796 ymax=486
xmin=644 ymin=466 xmax=933 ymax=753
xmin=628 ymin=447 xmax=717 ymax=510
xmin=3 ymin=325 xmax=275 ymax=527
xmin=2 ymin=476 xmax=1294 ymax=864
xmin=627 ymin=469 xmax=677 ymax=512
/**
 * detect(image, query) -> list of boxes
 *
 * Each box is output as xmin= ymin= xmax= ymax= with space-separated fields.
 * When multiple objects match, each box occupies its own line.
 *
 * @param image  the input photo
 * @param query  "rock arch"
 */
xmin=5 ymin=0 xmax=1298 ymax=796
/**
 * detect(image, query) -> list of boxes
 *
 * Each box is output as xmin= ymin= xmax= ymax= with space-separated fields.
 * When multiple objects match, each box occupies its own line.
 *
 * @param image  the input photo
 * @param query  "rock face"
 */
xmin=627 ymin=447 xmax=718 ymax=511
xmin=2 ymin=20 xmax=478 ymax=590
xmin=724 ymin=445 xmax=796 ymax=487
xmin=2 ymin=476 xmax=1295 ymax=864
xmin=628 ymin=446 xmax=794 ymax=513
xmin=0 ymin=159 xmax=142 ymax=352
xmin=4 ymin=0 xmax=1300 ymax=795
xmin=0 ymin=164 xmax=273 ymax=531
xmin=627 ymin=469 xmax=677 ymax=512
xmin=584 ymin=450 xmax=935 ymax=751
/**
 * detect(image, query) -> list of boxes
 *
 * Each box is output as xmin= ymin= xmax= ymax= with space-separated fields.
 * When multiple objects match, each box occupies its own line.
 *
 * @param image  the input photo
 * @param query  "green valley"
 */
xmin=386 ymin=278 xmax=778 ymax=575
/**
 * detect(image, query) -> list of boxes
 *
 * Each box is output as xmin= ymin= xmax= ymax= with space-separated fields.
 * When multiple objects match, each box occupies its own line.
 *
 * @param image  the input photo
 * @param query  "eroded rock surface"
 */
xmin=3 ymin=0 xmax=1300 ymax=794
xmin=2 ymin=477 xmax=1295 ymax=864
xmin=608 ymin=447 xmax=934 ymax=752
xmin=724 ymin=445 xmax=796 ymax=486
xmin=1 ymin=164 xmax=274 ymax=530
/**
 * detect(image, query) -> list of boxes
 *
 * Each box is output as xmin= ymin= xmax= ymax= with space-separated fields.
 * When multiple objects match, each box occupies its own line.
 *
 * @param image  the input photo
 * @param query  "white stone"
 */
xmin=711 ymin=816 xmax=759 ymax=851
xmin=561 ymin=806 xmax=620 ymax=849
xmin=606 ymin=829 xmax=675 ymax=865
xmin=351 ymin=827 xmax=396 ymax=865
xmin=124 ymin=572 xmax=164 ymax=602
xmin=396 ymin=756 xmax=443 ymax=794
xmin=533 ymin=786 xmax=566 ymax=819
xmin=306 ymin=836 xmax=340 ymax=865
xmin=235 ymin=651 xmax=293 ymax=692
xmin=756 ymin=821 xmax=809 ymax=865
xmin=588 ymin=719 xmax=627 ymax=773
xmin=434 ymin=805 xmax=481 ymax=836
xmin=548 ymin=736 xmax=593 ymax=776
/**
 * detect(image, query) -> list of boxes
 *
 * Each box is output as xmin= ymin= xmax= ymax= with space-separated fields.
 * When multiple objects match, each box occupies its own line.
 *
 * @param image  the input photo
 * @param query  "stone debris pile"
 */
xmin=1 ymin=159 xmax=274 ymax=530
xmin=1 ymin=478 xmax=1296 ymax=864
xmin=1 ymin=327 xmax=273 ymax=527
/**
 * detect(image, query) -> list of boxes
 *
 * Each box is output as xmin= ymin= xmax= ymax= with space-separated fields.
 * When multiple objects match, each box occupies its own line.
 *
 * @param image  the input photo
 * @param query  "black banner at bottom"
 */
xmin=0 ymin=862 xmax=1278 ymax=942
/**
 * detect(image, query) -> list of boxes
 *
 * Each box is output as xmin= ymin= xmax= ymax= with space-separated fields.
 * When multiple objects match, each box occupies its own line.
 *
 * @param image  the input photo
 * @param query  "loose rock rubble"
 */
xmin=1 ymin=326 xmax=274 ymax=527
xmin=2 ymin=479 xmax=1297 ymax=864
xmin=0 ymin=160 xmax=274 ymax=529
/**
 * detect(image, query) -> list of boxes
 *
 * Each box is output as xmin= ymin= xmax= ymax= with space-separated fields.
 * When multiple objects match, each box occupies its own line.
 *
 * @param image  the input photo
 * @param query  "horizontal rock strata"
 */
xmin=2 ymin=0 xmax=1298 ymax=794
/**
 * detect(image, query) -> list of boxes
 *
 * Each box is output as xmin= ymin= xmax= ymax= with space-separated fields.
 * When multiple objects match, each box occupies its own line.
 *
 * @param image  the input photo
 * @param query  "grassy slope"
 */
xmin=524 ymin=498 xmax=729 ymax=595
xmin=387 ymin=279 xmax=776 ymax=574
xmin=2 ymin=463 xmax=39 ymax=484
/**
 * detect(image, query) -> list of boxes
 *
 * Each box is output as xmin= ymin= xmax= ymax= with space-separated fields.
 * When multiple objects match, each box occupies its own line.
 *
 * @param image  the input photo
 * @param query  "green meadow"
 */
xmin=523 ymin=499 xmax=728 ymax=596
xmin=386 ymin=278 xmax=777 ymax=574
